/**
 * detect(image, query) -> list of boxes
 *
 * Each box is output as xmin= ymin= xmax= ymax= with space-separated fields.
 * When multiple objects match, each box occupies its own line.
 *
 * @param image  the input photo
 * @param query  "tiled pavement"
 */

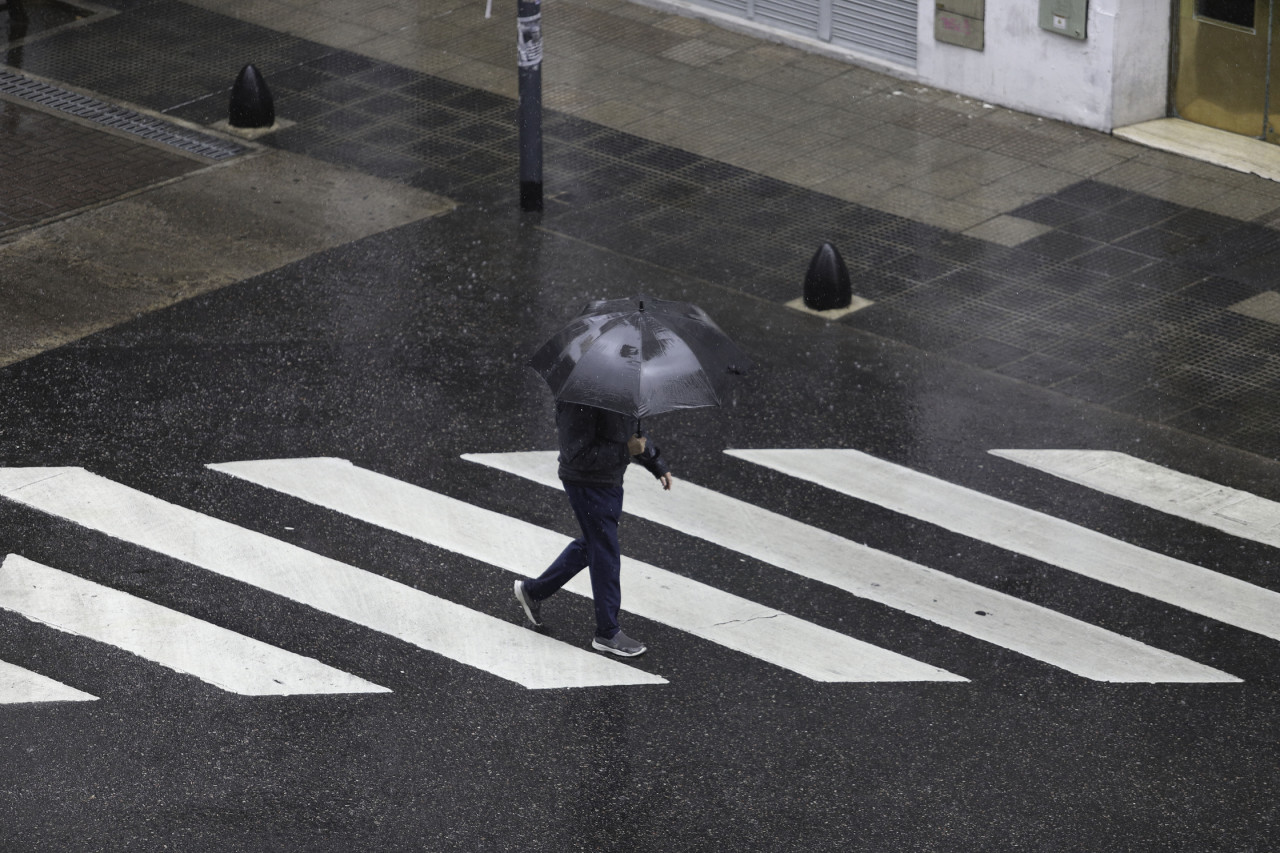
xmin=7 ymin=0 xmax=1280 ymax=457
xmin=0 ymin=98 xmax=201 ymax=231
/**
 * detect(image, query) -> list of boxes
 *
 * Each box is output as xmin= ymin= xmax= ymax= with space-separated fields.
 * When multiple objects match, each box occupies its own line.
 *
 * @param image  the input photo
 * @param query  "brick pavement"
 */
xmin=0 ymin=98 xmax=201 ymax=234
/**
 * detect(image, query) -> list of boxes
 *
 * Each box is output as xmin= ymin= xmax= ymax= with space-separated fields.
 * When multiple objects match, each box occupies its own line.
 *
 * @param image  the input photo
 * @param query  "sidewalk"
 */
xmin=5 ymin=0 xmax=1280 ymax=457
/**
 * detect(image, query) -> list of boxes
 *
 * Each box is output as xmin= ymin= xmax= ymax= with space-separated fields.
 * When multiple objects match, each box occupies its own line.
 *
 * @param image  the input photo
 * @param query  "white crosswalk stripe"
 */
xmin=0 ymin=467 xmax=665 ymax=690
xmin=0 ymin=554 xmax=389 ymax=696
xmin=731 ymin=449 xmax=1280 ymax=645
xmin=466 ymin=452 xmax=1239 ymax=683
xmin=0 ymin=658 xmax=97 ymax=704
xmin=992 ymin=449 xmax=1280 ymax=549
xmin=2 ymin=446 xmax=1266 ymax=693
xmin=208 ymin=457 xmax=965 ymax=683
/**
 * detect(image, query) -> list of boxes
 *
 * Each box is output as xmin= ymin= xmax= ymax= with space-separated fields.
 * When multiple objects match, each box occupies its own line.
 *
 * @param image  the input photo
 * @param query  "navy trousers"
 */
xmin=525 ymin=482 xmax=624 ymax=639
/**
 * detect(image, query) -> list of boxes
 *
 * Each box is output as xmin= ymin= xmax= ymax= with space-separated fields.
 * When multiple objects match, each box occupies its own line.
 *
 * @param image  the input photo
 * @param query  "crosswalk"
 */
xmin=0 ymin=658 xmax=97 ymax=704
xmin=210 ymin=457 xmax=961 ymax=683
xmin=991 ymin=449 xmax=1280 ymax=549
xmin=466 ymin=453 xmax=1236 ymax=683
xmin=723 ymin=449 xmax=1280 ymax=642
xmin=2 ymin=446 xmax=1278 ymax=703
xmin=0 ymin=467 xmax=661 ymax=693
xmin=0 ymin=554 xmax=389 ymax=697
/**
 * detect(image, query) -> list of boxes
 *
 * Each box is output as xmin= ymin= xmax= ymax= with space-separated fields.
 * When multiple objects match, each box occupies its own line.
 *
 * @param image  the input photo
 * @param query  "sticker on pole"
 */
xmin=517 ymin=14 xmax=543 ymax=69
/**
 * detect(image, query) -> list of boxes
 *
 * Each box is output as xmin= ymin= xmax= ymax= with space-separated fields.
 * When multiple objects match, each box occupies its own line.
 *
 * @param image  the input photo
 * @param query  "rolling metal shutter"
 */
xmin=696 ymin=0 xmax=748 ymax=17
xmin=678 ymin=0 xmax=917 ymax=69
xmin=753 ymin=0 xmax=822 ymax=38
xmin=830 ymin=0 xmax=917 ymax=66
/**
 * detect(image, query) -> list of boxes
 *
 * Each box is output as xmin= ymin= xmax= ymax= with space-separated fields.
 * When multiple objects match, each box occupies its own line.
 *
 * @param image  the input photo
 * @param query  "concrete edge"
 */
xmin=1114 ymin=118 xmax=1280 ymax=184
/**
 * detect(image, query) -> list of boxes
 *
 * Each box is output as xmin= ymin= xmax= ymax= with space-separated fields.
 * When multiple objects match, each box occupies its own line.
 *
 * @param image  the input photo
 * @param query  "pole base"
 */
xmin=520 ymin=181 xmax=543 ymax=212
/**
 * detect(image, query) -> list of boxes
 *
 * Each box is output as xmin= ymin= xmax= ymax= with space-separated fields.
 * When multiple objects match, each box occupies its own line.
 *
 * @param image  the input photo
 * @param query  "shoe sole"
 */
xmin=591 ymin=638 xmax=647 ymax=657
xmin=513 ymin=580 xmax=543 ymax=628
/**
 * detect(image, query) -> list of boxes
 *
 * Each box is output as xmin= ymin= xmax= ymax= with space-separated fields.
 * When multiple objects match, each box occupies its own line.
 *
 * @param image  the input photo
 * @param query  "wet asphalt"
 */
xmin=4 ymin=0 xmax=1280 ymax=848
xmin=2 ymin=198 xmax=1280 ymax=850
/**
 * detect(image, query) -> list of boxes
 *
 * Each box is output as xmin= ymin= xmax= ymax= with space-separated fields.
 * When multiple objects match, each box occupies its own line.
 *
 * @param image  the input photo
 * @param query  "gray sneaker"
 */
xmin=513 ymin=580 xmax=543 ymax=627
xmin=592 ymin=630 xmax=647 ymax=657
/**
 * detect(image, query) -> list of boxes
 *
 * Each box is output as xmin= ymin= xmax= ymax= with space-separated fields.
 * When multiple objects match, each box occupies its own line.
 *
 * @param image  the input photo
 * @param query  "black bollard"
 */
xmin=517 ymin=0 xmax=543 ymax=212
xmin=803 ymin=242 xmax=852 ymax=311
xmin=228 ymin=64 xmax=275 ymax=129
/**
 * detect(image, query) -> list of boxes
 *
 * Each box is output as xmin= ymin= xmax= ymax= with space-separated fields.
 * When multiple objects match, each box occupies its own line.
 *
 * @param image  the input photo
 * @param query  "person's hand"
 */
xmin=659 ymin=472 xmax=673 ymax=491
xmin=627 ymin=434 xmax=647 ymax=455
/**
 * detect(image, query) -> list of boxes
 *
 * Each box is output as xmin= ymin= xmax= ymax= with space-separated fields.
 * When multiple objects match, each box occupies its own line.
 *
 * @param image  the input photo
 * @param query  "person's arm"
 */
xmin=628 ymin=431 xmax=673 ymax=490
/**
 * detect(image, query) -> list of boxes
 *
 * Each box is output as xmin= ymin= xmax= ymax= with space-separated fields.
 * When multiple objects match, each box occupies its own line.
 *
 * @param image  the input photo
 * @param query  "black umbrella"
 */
xmin=529 ymin=295 xmax=751 ymax=424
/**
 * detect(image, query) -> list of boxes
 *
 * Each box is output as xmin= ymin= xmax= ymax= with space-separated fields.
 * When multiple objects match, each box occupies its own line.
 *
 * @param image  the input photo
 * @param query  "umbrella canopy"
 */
xmin=529 ymin=295 xmax=751 ymax=421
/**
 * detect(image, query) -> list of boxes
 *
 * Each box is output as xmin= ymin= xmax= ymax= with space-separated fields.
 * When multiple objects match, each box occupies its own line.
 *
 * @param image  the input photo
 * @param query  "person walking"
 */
xmin=513 ymin=401 xmax=672 ymax=657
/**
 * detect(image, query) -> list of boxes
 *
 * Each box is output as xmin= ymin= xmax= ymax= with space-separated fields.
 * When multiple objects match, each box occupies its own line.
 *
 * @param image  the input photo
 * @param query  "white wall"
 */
xmin=641 ymin=0 xmax=1172 ymax=132
xmin=915 ymin=0 xmax=1170 ymax=132
xmin=1106 ymin=0 xmax=1172 ymax=127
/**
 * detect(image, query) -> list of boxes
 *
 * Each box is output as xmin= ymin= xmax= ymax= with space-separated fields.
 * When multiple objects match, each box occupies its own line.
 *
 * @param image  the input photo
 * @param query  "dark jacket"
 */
xmin=556 ymin=402 xmax=669 ymax=487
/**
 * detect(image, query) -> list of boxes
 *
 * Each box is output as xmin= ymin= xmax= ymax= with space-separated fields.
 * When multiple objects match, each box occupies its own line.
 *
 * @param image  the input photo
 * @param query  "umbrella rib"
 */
xmin=530 ymin=296 xmax=748 ymax=420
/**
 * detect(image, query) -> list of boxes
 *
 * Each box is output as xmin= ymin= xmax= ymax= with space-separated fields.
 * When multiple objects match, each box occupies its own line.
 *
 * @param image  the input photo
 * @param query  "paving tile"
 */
xmin=1142 ymin=173 xmax=1233 ymax=208
xmin=1108 ymin=385 xmax=1200 ymax=422
xmin=1222 ymin=428 xmax=1280 ymax=458
xmin=962 ymin=215 xmax=1052 ymax=247
xmin=1042 ymin=142 xmax=1129 ymax=177
xmin=942 ymin=299 xmax=1022 ymax=330
xmin=1019 ymin=229 xmax=1104 ymax=261
xmin=956 ymin=182 xmax=1044 ymax=215
xmin=908 ymin=198 xmax=993 ymax=232
xmin=947 ymin=149 xmax=1033 ymax=183
xmin=985 ymin=282 xmax=1065 ymax=312
xmin=1094 ymin=160 xmax=1178 ymax=194
xmin=1009 ymin=196 xmax=1090 ymax=227
xmin=844 ymin=304 xmax=973 ymax=350
xmin=1181 ymin=276 xmax=1268 ymax=307
xmin=905 ymin=168 xmax=986 ymax=200
xmin=1200 ymin=189 xmax=1280 ymax=222
xmin=1069 ymin=245 xmax=1155 ymax=277
xmin=1029 ymin=295 xmax=1116 ymax=330
xmin=1058 ymin=212 xmax=1145 ymax=243
xmin=1163 ymin=207 xmax=1253 ymax=239
xmin=0 ymin=100 xmax=203 ymax=234
xmin=942 ymin=336 xmax=1031 ymax=369
xmin=1050 ymin=371 xmax=1133 ymax=405
xmin=1229 ymin=290 xmax=1280 ymax=324
xmin=1041 ymin=334 xmax=1120 ymax=365
xmin=996 ymin=352 xmax=1084 ymax=385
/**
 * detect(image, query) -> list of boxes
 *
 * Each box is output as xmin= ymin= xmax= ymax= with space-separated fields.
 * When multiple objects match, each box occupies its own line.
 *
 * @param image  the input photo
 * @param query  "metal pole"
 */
xmin=517 ymin=0 xmax=543 ymax=212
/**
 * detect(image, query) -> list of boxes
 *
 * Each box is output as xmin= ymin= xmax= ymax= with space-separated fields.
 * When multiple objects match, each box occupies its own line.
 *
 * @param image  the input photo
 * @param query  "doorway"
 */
xmin=1174 ymin=0 xmax=1280 ymax=141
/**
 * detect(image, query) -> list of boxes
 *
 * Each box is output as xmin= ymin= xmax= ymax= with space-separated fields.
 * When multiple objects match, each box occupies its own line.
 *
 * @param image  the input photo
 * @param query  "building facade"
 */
xmin=648 ymin=0 xmax=1277 ymax=144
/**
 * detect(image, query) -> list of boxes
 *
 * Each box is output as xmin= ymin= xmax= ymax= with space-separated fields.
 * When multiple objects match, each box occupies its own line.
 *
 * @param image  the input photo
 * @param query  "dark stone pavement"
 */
xmin=4 ymin=0 xmax=1280 ymax=460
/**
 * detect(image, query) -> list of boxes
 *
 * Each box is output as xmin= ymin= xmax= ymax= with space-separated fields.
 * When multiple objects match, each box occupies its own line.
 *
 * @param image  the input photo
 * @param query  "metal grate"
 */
xmin=753 ymin=0 xmax=822 ymax=35
xmin=0 ymin=69 xmax=246 ymax=160
xmin=673 ymin=0 xmax=916 ymax=69
xmin=830 ymin=0 xmax=917 ymax=67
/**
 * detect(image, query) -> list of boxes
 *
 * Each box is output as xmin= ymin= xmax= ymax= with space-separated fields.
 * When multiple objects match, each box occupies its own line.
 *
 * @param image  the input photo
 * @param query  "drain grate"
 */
xmin=0 ymin=69 xmax=247 ymax=160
